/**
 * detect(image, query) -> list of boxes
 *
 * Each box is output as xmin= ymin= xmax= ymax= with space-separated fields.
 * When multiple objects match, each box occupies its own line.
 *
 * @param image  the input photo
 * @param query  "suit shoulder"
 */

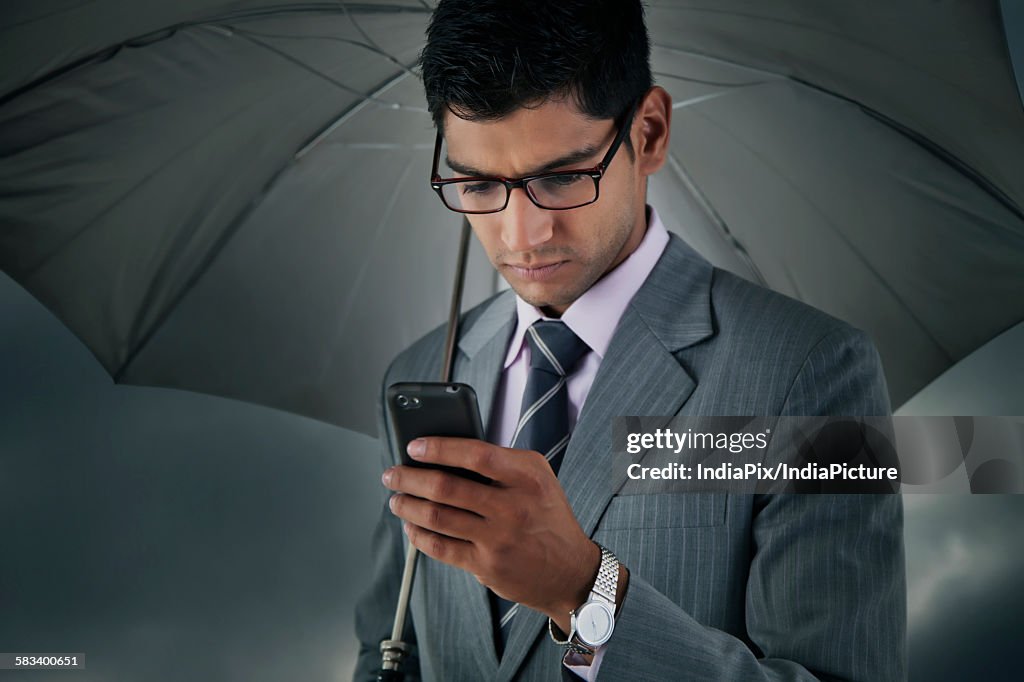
xmin=708 ymin=267 xmax=871 ymax=354
xmin=699 ymin=268 xmax=889 ymax=413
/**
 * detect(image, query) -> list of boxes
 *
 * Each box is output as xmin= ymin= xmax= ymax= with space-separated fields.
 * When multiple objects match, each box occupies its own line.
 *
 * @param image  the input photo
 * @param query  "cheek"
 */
xmin=576 ymin=204 xmax=634 ymax=265
xmin=570 ymin=207 xmax=618 ymax=250
xmin=554 ymin=218 xmax=596 ymax=259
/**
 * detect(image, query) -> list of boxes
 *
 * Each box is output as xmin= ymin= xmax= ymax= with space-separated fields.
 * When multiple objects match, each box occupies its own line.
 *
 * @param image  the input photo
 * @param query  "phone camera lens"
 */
xmin=396 ymin=395 xmax=409 ymax=408
xmin=410 ymin=397 xmax=421 ymax=407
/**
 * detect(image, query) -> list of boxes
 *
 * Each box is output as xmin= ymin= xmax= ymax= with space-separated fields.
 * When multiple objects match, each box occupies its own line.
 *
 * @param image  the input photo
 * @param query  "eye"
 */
xmin=537 ymin=174 xmax=587 ymax=190
xmin=460 ymin=181 xmax=500 ymax=195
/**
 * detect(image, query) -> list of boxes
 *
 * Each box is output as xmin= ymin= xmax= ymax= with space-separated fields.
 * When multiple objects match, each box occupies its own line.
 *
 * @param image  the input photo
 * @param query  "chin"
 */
xmin=513 ymin=288 xmax=553 ymax=309
xmin=510 ymin=284 xmax=551 ymax=307
xmin=514 ymin=284 xmax=577 ymax=313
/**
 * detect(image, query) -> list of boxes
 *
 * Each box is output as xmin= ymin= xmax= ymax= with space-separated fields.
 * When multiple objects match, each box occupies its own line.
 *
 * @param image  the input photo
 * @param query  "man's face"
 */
xmin=442 ymin=98 xmax=647 ymax=316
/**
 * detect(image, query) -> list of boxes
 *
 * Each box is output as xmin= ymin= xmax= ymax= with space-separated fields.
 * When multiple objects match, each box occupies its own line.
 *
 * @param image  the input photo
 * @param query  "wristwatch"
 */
xmin=548 ymin=543 xmax=619 ymax=655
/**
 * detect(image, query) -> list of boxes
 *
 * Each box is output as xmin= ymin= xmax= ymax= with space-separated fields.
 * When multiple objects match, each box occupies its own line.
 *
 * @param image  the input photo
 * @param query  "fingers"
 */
xmin=402 ymin=520 xmax=474 ymax=569
xmin=406 ymin=437 xmax=543 ymax=483
xmin=389 ymin=493 xmax=485 ymax=542
xmin=383 ymin=464 xmax=491 ymax=516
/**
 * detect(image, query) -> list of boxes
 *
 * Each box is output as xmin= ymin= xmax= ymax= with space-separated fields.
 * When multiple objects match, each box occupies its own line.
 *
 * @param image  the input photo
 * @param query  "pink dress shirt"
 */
xmin=486 ymin=206 xmax=670 ymax=680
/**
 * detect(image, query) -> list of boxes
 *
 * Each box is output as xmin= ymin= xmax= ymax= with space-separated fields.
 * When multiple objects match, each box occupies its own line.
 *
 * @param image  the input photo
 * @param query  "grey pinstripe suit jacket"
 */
xmin=354 ymin=233 xmax=907 ymax=681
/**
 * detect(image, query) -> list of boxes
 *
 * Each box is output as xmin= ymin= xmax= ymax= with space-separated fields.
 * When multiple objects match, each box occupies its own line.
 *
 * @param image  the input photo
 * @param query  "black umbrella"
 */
xmin=2 ymin=1 xmax=1022 ymax=438
xmin=1 ymin=2 xmax=499 ymax=436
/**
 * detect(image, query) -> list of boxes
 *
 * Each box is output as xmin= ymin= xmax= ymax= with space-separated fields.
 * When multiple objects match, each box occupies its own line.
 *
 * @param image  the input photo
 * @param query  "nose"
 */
xmin=500 ymin=186 xmax=554 ymax=252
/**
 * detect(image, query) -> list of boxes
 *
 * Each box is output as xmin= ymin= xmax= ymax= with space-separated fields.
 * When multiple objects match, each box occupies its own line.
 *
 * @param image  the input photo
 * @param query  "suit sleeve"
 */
xmin=352 ymin=364 xmax=422 ymax=682
xmin=594 ymin=327 xmax=907 ymax=681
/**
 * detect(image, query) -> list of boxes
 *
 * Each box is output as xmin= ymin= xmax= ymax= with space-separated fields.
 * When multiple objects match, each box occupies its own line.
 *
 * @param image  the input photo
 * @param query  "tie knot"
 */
xmin=526 ymin=320 xmax=589 ymax=376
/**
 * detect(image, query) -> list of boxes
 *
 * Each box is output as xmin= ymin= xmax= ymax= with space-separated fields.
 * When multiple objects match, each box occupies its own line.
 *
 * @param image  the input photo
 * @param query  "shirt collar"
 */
xmin=503 ymin=205 xmax=671 ymax=368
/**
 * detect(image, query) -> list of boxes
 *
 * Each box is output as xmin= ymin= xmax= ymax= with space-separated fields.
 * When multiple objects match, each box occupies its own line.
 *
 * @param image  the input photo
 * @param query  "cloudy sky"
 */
xmin=1 ymin=270 xmax=1021 ymax=681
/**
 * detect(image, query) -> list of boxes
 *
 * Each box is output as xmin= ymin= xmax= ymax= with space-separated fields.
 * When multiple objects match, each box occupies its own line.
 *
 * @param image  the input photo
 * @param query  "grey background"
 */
xmin=1 ymin=269 xmax=1022 ymax=680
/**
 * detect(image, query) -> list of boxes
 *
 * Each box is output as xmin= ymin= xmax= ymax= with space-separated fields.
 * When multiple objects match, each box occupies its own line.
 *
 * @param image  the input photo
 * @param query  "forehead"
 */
xmin=442 ymin=99 xmax=609 ymax=176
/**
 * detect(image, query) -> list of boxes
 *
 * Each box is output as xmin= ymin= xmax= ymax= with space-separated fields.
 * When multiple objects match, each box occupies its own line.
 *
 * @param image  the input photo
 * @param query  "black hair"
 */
xmin=419 ymin=0 xmax=652 ymax=132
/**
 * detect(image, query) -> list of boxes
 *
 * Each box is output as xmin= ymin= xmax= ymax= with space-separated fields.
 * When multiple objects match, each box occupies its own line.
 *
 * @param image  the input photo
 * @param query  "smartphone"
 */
xmin=386 ymin=382 xmax=491 ymax=484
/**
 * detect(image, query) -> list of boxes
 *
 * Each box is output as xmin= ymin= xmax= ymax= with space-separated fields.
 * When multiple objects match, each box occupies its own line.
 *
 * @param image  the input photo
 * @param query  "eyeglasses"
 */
xmin=430 ymin=99 xmax=641 ymax=214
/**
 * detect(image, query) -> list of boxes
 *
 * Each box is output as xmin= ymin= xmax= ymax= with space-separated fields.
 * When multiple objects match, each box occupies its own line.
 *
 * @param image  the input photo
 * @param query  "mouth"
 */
xmin=503 ymin=260 xmax=568 ymax=282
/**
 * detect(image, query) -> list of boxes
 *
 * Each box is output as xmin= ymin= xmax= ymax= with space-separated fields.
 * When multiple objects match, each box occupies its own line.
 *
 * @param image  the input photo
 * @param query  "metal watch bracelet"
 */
xmin=548 ymin=543 xmax=619 ymax=655
xmin=548 ymin=616 xmax=593 ymax=656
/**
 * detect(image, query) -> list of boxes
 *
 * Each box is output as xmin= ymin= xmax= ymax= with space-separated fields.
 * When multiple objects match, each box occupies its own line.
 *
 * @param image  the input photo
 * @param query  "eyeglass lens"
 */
xmin=439 ymin=174 xmax=596 ymax=212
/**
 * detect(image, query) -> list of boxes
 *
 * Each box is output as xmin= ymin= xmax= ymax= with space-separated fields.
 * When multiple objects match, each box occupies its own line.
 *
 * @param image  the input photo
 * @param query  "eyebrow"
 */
xmin=444 ymin=144 xmax=603 ymax=178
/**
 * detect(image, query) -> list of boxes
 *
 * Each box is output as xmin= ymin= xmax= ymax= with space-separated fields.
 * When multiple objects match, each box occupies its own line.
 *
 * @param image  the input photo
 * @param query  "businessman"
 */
xmin=354 ymin=1 xmax=906 ymax=680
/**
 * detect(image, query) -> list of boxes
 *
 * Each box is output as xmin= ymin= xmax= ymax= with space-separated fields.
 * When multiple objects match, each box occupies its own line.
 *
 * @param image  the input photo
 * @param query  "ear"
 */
xmin=632 ymin=86 xmax=672 ymax=177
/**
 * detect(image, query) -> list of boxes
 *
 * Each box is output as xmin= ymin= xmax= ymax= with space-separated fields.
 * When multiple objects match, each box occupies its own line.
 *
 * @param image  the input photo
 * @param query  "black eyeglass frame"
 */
xmin=429 ymin=98 xmax=642 ymax=214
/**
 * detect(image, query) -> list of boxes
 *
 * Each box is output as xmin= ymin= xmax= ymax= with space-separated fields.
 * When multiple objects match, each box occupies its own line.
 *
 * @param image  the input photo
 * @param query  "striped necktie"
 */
xmin=491 ymin=320 xmax=590 ymax=657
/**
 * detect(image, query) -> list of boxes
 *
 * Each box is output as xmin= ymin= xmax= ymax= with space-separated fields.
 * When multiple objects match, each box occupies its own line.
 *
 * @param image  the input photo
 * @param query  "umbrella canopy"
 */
xmin=2 ymin=0 xmax=1022 ymax=437
xmin=642 ymin=0 xmax=1024 ymax=414
xmin=1 ymin=1 xmax=499 ymax=434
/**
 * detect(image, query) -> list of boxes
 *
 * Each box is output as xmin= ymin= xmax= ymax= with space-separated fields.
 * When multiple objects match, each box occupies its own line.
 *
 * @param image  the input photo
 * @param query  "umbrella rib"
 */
xmin=652 ymin=70 xmax=765 ymax=89
xmin=318 ymin=153 xmax=420 ymax=382
xmin=655 ymin=41 xmax=1023 ymax=223
xmin=107 ymin=107 xmax=329 ymax=380
xmin=0 ymin=3 xmax=430 ymax=107
xmin=19 ymin=65 xmax=307 ymax=283
xmin=781 ymin=72 xmax=1024 ymax=223
xmin=114 ymin=69 xmax=419 ymax=381
xmin=295 ymin=69 xmax=416 ymax=160
xmin=686 ymin=104 xmax=954 ymax=364
xmin=223 ymin=26 xmax=419 ymax=79
xmin=648 ymin=6 xmax=971 ymax=95
xmin=332 ymin=143 xmax=434 ymax=150
xmin=651 ymin=43 xmax=783 ymax=80
xmin=852 ymin=102 xmax=1024 ymax=223
xmin=231 ymin=29 xmax=412 ymax=112
xmin=671 ymin=90 xmax=744 ymax=109
xmin=1 ymin=0 xmax=94 ymax=31
xmin=15 ymin=34 xmax=418 ymax=283
xmin=109 ymin=139 xmax=308 ymax=382
xmin=663 ymin=152 xmax=768 ymax=288
xmin=336 ymin=0 xmax=399 ymax=71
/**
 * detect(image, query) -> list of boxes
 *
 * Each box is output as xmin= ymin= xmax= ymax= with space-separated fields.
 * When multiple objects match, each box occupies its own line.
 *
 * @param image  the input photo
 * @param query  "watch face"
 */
xmin=576 ymin=601 xmax=615 ymax=646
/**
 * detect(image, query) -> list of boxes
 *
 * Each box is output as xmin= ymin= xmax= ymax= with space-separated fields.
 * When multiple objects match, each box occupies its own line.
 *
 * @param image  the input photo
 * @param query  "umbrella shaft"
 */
xmin=380 ymin=217 xmax=472 ymax=674
xmin=390 ymin=542 xmax=419 ymax=641
xmin=441 ymin=218 xmax=472 ymax=383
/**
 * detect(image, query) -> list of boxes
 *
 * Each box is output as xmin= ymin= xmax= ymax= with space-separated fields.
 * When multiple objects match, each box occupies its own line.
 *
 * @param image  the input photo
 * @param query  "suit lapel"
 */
xmin=497 ymin=234 xmax=716 ymax=681
xmin=456 ymin=289 xmax=517 ymax=436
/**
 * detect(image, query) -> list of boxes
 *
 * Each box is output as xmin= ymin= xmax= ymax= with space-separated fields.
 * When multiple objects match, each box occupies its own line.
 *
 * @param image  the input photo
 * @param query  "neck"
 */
xmin=540 ymin=304 xmax=564 ymax=318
